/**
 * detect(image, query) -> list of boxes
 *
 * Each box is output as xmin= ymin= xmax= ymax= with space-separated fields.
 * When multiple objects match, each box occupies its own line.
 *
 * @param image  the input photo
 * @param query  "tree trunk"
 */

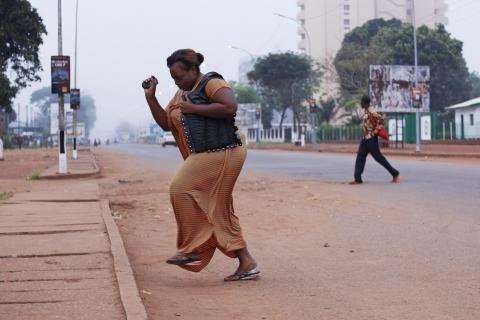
xmin=279 ymin=106 xmax=288 ymax=132
xmin=296 ymin=113 xmax=303 ymax=140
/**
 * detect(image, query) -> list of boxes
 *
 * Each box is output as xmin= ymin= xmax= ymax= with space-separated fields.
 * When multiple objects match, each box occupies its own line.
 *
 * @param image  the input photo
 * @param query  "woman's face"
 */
xmin=169 ymin=62 xmax=198 ymax=91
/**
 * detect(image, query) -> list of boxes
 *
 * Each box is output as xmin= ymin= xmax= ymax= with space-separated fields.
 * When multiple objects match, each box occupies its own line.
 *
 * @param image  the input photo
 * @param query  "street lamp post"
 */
xmin=274 ymin=13 xmax=311 ymax=56
xmin=309 ymin=99 xmax=318 ymax=144
xmin=57 ymin=0 xmax=67 ymax=173
xmin=72 ymin=0 xmax=79 ymax=159
xmin=228 ymin=45 xmax=261 ymax=143
xmin=411 ymin=0 xmax=421 ymax=153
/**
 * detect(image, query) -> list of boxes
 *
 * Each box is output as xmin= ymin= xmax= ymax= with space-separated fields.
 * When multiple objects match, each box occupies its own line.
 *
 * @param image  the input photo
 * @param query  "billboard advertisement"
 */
xmin=236 ymin=103 xmax=261 ymax=128
xmin=369 ymin=65 xmax=430 ymax=113
xmin=51 ymin=56 xmax=71 ymax=94
xmin=70 ymin=89 xmax=80 ymax=109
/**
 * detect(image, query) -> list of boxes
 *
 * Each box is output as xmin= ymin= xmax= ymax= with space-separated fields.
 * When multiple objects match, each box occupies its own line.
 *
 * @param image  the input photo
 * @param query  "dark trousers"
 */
xmin=354 ymin=137 xmax=399 ymax=182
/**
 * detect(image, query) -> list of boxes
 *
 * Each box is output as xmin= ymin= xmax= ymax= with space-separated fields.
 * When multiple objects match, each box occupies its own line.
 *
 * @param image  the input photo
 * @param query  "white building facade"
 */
xmin=446 ymin=97 xmax=480 ymax=140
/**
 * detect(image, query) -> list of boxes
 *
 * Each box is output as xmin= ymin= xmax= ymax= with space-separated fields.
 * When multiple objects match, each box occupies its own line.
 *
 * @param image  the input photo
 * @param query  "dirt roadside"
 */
xmin=96 ymin=148 xmax=480 ymax=320
xmin=0 ymin=148 xmax=57 ymax=196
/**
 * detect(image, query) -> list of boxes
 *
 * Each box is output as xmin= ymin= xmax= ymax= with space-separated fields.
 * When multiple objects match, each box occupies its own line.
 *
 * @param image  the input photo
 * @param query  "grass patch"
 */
xmin=0 ymin=192 xmax=13 ymax=202
xmin=28 ymin=169 xmax=43 ymax=180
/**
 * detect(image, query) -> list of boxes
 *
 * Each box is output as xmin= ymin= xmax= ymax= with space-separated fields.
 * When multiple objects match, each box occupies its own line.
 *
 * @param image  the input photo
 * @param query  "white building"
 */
xmin=446 ymin=97 xmax=480 ymax=139
xmin=237 ymin=104 xmax=307 ymax=143
xmin=297 ymin=0 xmax=448 ymax=62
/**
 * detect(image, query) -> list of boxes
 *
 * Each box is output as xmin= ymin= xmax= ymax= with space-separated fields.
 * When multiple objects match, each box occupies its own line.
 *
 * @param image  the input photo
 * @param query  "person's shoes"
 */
xmin=166 ymin=253 xmax=201 ymax=266
xmin=349 ymin=180 xmax=363 ymax=185
xmin=224 ymin=268 xmax=261 ymax=282
xmin=392 ymin=175 xmax=401 ymax=183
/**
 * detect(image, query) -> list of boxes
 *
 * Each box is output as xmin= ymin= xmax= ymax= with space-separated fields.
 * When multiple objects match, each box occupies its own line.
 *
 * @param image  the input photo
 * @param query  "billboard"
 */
xmin=236 ymin=103 xmax=261 ymax=128
xmin=70 ymin=89 xmax=80 ymax=109
xmin=51 ymin=56 xmax=71 ymax=94
xmin=369 ymin=65 xmax=430 ymax=113
xmin=76 ymin=123 xmax=86 ymax=139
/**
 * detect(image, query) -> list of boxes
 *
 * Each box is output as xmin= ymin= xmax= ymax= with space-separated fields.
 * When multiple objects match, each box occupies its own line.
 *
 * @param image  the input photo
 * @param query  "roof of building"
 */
xmin=446 ymin=97 xmax=480 ymax=110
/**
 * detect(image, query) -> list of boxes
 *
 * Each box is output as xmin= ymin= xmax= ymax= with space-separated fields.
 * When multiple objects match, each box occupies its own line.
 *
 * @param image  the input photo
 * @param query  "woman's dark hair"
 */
xmin=361 ymin=95 xmax=371 ymax=105
xmin=167 ymin=49 xmax=204 ymax=72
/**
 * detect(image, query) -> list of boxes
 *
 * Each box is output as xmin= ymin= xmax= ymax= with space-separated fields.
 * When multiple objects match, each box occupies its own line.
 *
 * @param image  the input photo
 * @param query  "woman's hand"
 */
xmin=179 ymin=93 xmax=197 ymax=114
xmin=143 ymin=75 xmax=157 ymax=99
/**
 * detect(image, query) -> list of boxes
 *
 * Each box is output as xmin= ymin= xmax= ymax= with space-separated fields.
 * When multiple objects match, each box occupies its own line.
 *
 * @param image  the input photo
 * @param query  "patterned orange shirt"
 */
xmin=363 ymin=107 xmax=385 ymax=138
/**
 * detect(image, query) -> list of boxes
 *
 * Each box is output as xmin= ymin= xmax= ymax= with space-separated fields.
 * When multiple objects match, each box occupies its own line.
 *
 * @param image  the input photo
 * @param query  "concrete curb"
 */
xmin=39 ymin=150 xmax=101 ymax=180
xmin=100 ymin=200 xmax=148 ymax=320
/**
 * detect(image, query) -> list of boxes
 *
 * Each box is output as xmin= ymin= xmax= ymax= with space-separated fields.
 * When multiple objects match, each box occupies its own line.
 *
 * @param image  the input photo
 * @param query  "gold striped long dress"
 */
xmin=164 ymin=75 xmax=247 ymax=272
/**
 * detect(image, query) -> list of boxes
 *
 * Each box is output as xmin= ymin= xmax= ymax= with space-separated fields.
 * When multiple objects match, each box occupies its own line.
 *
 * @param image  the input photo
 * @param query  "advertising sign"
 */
xmin=70 ymin=88 xmax=80 ymax=109
xmin=51 ymin=56 xmax=71 ymax=94
xmin=421 ymin=115 xmax=432 ymax=141
xmin=369 ymin=65 xmax=430 ymax=113
xmin=236 ymin=103 xmax=261 ymax=128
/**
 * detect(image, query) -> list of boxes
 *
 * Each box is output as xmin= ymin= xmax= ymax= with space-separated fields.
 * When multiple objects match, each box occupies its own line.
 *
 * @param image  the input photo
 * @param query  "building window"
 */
xmin=407 ymin=9 xmax=411 ymax=15
xmin=470 ymin=114 xmax=474 ymax=126
xmin=344 ymin=4 xmax=350 ymax=11
xmin=344 ymin=19 xmax=350 ymax=26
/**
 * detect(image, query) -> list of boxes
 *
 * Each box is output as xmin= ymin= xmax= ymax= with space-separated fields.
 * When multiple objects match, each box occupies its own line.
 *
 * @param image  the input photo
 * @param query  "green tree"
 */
xmin=229 ymin=81 xmax=259 ymax=104
xmin=31 ymin=87 xmax=97 ymax=138
xmin=0 ymin=0 xmax=47 ymax=112
xmin=335 ymin=19 xmax=471 ymax=112
xmin=468 ymin=71 xmax=480 ymax=98
xmin=247 ymin=52 xmax=321 ymax=133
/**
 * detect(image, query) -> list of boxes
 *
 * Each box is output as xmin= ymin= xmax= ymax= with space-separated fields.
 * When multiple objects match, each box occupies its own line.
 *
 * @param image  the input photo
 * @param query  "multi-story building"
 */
xmin=297 ymin=0 xmax=448 ymax=62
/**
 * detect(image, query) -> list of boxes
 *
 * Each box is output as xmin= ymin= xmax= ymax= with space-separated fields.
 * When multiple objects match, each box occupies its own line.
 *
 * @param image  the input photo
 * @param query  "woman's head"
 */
xmin=167 ymin=49 xmax=204 ymax=91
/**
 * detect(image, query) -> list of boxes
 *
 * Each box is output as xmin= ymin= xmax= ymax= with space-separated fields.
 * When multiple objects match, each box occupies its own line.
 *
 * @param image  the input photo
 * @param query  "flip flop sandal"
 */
xmin=224 ymin=268 xmax=261 ymax=282
xmin=166 ymin=253 xmax=201 ymax=266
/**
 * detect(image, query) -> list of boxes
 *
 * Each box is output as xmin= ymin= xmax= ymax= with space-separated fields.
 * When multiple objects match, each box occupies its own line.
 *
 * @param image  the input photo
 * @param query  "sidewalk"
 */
xmin=39 ymin=148 xmax=100 ymax=179
xmin=0 ymin=150 xmax=146 ymax=320
xmin=248 ymin=142 xmax=480 ymax=158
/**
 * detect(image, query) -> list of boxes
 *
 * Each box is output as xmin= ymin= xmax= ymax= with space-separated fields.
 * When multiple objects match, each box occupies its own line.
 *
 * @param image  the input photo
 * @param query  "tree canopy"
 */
xmin=31 ymin=86 xmax=97 ymax=137
xmin=229 ymin=81 xmax=259 ymax=104
xmin=0 ymin=0 xmax=47 ymax=112
xmin=334 ymin=19 xmax=472 ymax=112
xmin=247 ymin=52 xmax=321 ymax=129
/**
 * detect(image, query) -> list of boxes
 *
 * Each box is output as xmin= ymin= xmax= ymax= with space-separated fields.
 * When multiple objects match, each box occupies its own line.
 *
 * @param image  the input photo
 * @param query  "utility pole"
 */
xmin=309 ymin=99 xmax=318 ymax=144
xmin=412 ymin=0 xmax=421 ymax=153
xmin=57 ymin=0 xmax=67 ymax=173
xmin=72 ymin=0 xmax=79 ymax=159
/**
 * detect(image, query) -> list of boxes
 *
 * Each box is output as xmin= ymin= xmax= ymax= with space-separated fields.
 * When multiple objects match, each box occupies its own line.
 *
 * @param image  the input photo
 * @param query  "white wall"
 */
xmin=455 ymin=107 xmax=480 ymax=139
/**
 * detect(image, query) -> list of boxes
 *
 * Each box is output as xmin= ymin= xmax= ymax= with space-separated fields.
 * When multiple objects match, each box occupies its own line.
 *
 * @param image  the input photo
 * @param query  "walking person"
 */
xmin=143 ymin=49 xmax=259 ymax=281
xmin=350 ymin=96 xmax=400 ymax=184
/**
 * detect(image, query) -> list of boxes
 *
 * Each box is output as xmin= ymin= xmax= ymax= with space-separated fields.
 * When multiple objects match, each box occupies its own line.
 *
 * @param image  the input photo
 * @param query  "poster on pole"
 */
xmin=51 ymin=56 xmax=71 ymax=94
xmin=369 ymin=65 xmax=430 ymax=113
xmin=70 ymin=89 xmax=80 ymax=109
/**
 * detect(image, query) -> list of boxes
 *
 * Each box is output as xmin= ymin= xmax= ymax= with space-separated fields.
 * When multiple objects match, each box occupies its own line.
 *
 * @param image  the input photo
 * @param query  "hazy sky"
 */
xmin=14 ymin=0 xmax=480 ymax=139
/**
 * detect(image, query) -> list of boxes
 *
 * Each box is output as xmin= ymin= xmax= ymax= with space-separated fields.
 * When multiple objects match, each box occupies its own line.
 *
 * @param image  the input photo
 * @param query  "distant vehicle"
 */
xmin=161 ymin=132 xmax=176 ymax=147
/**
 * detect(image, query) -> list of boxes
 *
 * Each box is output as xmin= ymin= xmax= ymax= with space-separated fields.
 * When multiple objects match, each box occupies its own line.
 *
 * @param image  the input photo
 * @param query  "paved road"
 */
xmin=104 ymin=143 xmax=480 ymax=319
xmin=106 ymin=143 xmax=480 ymax=216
